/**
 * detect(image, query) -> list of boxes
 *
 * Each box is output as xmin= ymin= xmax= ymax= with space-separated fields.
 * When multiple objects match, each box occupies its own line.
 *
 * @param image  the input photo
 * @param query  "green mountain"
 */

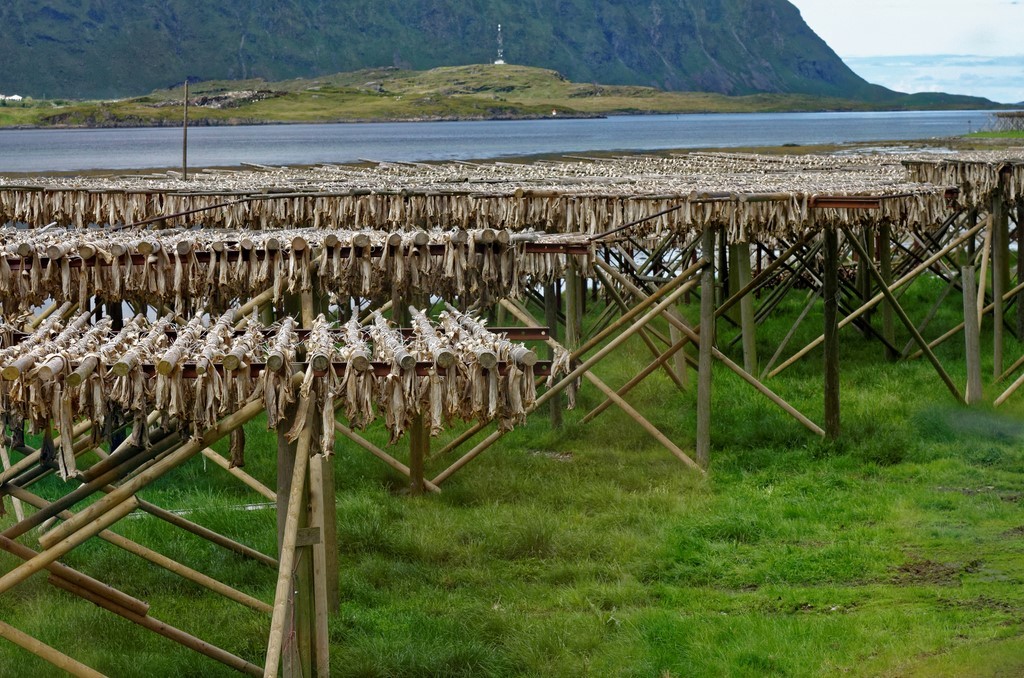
xmin=1 ymin=0 xmax=892 ymax=101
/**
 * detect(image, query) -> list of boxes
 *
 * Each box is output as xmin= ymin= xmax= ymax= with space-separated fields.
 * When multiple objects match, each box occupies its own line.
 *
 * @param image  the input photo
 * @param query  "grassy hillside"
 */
xmin=2 ymin=65 xmax=999 ymax=129
xmin=0 ymin=0 xmax=887 ymax=101
xmin=1 ymin=276 xmax=1024 ymax=675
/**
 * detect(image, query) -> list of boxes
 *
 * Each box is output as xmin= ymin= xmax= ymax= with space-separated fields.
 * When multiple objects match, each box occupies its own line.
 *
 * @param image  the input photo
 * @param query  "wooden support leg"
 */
xmin=0 ymin=444 xmax=25 ymax=522
xmin=267 ymin=415 xmax=312 ymax=678
xmin=308 ymin=454 xmax=332 ymax=677
xmin=504 ymin=300 xmax=703 ymax=471
xmin=824 ymin=226 xmax=841 ymax=440
xmin=409 ymin=414 xmax=427 ymax=496
xmin=963 ymin=266 xmax=984 ymax=405
xmin=544 ymin=283 xmax=563 ymax=429
xmin=993 ymin=189 xmax=1010 ymax=378
xmin=842 ymin=225 xmax=966 ymax=404
xmin=0 ymin=497 xmax=139 ymax=596
xmin=696 ymin=227 xmax=716 ymax=467
xmin=49 ymin=575 xmax=263 ymax=676
xmin=769 ymin=218 xmax=987 ymax=378
xmin=8 ymin=485 xmax=271 ymax=613
xmin=0 ymin=620 xmax=103 ymax=678
xmin=1017 ymin=202 xmax=1024 ymax=339
xmin=879 ymin=221 xmax=897 ymax=361
xmin=335 ymin=421 xmax=441 ymax=493
xmin=430 ymin=275 xmax=707 ymax=486
xmin=732 ymin=241 xmax=757 ymax=374
xmin=201 ymin=447 xmax=276 ymax=501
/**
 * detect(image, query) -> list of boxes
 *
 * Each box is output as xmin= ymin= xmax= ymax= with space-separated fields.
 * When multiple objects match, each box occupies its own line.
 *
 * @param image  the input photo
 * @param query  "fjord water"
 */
xmin=0 ymin=110 xmax=991 ymax=173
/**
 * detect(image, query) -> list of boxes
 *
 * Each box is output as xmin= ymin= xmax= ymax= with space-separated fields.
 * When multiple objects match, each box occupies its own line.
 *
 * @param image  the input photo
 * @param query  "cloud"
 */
xmin=844 ymin=54 xmax=1024 ymax=102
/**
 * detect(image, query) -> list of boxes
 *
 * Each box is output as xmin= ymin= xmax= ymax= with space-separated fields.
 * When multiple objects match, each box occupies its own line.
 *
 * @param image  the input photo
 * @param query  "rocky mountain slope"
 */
xmin=0 ymin=0 xmax=892 ymax=100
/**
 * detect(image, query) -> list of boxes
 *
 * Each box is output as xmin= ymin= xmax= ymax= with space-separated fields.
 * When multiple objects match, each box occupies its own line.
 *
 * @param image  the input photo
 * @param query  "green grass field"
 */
xmin=0 ymin=64 xmax=995 ymax=129
xmin=2 ymin=278 xmax=1024 ymax=676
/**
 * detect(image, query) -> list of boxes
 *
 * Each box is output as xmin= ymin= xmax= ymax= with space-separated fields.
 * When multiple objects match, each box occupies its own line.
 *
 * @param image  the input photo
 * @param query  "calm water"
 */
xmin=0 ymin=110 xmax=992 ymax=173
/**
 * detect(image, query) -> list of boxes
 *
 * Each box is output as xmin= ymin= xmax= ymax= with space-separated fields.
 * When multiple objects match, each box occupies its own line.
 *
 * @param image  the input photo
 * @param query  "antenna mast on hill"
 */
xmin=494 ymin=23 xmax=506 ymax=65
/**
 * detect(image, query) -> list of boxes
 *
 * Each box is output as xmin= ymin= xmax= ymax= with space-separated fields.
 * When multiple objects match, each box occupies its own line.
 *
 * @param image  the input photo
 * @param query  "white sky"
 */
xmin=788 ymin=0 xmax=1024 ymax=57
xmin=788 ymin=0 xmax=1024 ymax=101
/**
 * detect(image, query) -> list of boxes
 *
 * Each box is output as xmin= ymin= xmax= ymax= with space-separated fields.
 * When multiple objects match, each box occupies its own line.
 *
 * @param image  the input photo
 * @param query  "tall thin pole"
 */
xmin=823 ymin=225 xmax=840 ymax=439
xmin=182 ymin=80 xmax=189 ymax=181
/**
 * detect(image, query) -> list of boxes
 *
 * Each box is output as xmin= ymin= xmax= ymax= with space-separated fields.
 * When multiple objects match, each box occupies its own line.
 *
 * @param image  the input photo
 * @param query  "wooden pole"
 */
xmin=334 ymin=421 xmax=441 ymax=493
xmin=598 ymin=262 xmax=824 ymax=437
xmin=769 ymin=217 xmax=988 ymax=378
xmin=0 ymin=444 xmax=25 ymax=522
xmin=201 ymin=447 xmax=276 ymax=501
xmin=431 ymin=273 xmax=705 ymax=486
xmin=308 ymin=454 xmax=332 ymax=678
xmin=0 ymin=496 xmax=139 ymax=597
xmin=0 ymin=535 xmax=149 ymax=617
xmin=265 ymin=417 xmax=311 ymax=678
xmin=963 ymin=266 xmax=984 ymax=405
xmin=135 ymin=497 xmax=277 ymax=568
xmin=409 ymin=414 xmax=426 ymax=496
xmin=1017 ymin=201 xmax=1024 ymax=339
xmin=582 ymin=337 xmax=692 ymax=424
xmin=8 ymin=485 xmax=271 ymax=613
xmin=977 ymin=222 xmax=992 ymax=328
xmin=842 ymin=225 xmax=966 ymax=404
xmin=910 ymin=278 xmax=1024 ymax=362
xmin=505 ymin=299 xmax=702 ymax=469
xmin=49 ymin=575 xmax=263 ymax=676
xmin=544 ymin=283 xmax=563 ymax=429
xmin=696 ymin=227 xmax=716 ymax=467
xmin=182 ymin=80 xmax=189 ymax=181
xmin=0 ymin=620 xmax=104 ymax=678
xmin=732 ymin=241 xmax=757 ymax=374
xmin=992 ymin=185 xmax=1010 ymax=377
xmin=879 ymin=220 xmax=897 ymax=361
xmin=823 ymin=226 xmax=841 ymax=439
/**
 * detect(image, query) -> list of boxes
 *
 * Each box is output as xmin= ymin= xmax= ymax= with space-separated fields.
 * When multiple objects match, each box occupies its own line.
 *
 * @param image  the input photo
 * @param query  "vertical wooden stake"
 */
xmin=732 ymin=241 xmax=758 ymax=374
xmin=823 ymin=226 xmax=841 ymax=439
xmin=182 ymin=80 xmax=189 ymax=182
xmin=308 ymin=454 xmax=331 ymax=678
xmin=0 ymin=444 xmax=25 ymax=522
xmin=696 ymin=227 xmax=716 ymax=467
xmin=266 ymin=417 xmax=311 ymax=678
xmin=992 ymin=187 xmax=1009 ymax=378
xmin=669 ymin=323 xmax=689 ymax=388
xmin=879 ymin=220 xmax=897 ymax=361
xmin=1016 ymin=201 xmax=1024 ymax=340
xmin=409 ymin=414 xmax=426 ymax=496
xmin=566 ymin=259 xmax=582 ymax=350
xmin=544 ymin=283 xmax=563 ymax=429
xmin=963 ymin=266 xmax=983 ymax=405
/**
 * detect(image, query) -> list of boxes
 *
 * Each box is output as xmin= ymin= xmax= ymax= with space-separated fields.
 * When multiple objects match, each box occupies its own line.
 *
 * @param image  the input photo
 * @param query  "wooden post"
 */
xmin=879 ymin=220 xmax=897 ymax=361
xmin=696 ymin=227 xmax=716 ymax=467
xmin=0 ymin=620 xmax=103 ymax=678
xmin=544 ymin=283 xmax=563 ymax=429
xmin=669 ymin=323 xmax=689 ymax=388
xmin=769 ymin=218 xmax=987 ymax=378
xmin=732 ymin=241 xmax=757 ymax=374
xmin=267 ymin=416 xmax=312 ymax=678
xmin=182 ymin=80 xmax=189 ymax=182
xmin=1017 ymin=201 xmax=1024 ymax=340
xmin=823 ymin=226 xmax=841 ymax=439
xmin=566 ymin=260 xmax=582 ymax=351
xmin=308 ymin=454 xmax=331 ymax=678
xmin=409 ymin=414 xmax=427 ymax=496
xmin=963 ymin=266 xmax=983 ymax=405
xmin=992 ymin=185 xmax=1009 ymax=378
xmin=717 ymin=226 xmax=729 ymax=305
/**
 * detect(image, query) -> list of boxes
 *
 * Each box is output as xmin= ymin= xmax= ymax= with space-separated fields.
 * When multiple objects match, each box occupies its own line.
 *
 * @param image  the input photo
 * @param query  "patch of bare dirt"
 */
xmin=891 ymin=558 xmax=982 ymax=586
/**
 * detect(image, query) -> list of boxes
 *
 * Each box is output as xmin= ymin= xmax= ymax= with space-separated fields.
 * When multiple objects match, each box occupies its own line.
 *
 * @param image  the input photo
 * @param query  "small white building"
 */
xmin=0 ymin=95 xmax=23 ymax=102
